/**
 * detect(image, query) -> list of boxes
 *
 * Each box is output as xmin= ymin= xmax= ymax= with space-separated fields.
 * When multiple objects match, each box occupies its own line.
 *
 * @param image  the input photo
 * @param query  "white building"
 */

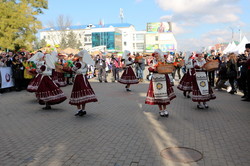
xmin=40 ymin=22 xmax=177 ymax=53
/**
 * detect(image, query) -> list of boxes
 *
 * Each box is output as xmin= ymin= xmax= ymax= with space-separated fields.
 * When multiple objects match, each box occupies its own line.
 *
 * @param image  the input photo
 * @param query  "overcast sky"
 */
xmin=37 ymin=0 xmax=250 ymax=51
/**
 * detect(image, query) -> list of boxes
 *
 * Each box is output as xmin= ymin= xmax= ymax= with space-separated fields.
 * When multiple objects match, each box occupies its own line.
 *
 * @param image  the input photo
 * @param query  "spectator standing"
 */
xmin=95 ymin=54 xmax=107 ymax=83
xmin=207 ymin=50 xmax=216 ymax=87
xmin=227 ymin=53 xmax=238 ymax=94
xmin=110 ymin=53 xmax=120 ymax=82
xmin=242 ymin=43 xmax=250 ymax=101
xmin=11 ymin=54 xmax=24 ymax=91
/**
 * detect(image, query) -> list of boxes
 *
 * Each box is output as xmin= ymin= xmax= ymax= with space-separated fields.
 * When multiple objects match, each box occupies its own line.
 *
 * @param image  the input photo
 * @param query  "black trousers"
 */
xmin=246 ymin=70 xmax=250 ymax=98
xmin=208 ymin=71 xmax=215 ymax=86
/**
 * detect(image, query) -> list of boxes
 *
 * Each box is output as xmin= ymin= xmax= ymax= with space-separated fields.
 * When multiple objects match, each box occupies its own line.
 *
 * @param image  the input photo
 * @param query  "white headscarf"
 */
xmin=122 ymin=50 xmax=131 ymax=60
xmin=77 ymin=50 xmax=94 ymax=66
xmin=28 ymin=52 xmax=44 ymax=62
xmin=45 ymin=54 xmax=56 ymax=69
xmin=154 ymin=49 xmax=164 ymax=60
xmin=184 ymin=51 xmax=193 ymax=63
xmin=51 ymin=51 xmax=58 ymax=62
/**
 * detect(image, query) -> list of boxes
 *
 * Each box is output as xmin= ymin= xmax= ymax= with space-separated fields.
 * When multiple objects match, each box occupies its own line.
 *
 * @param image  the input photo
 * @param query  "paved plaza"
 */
xmin=0 ymin=75 xmax=250 ymax=166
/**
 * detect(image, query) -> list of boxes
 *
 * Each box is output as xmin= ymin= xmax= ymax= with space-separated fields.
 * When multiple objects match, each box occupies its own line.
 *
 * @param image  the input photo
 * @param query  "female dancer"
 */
xmin=145 ymin=49 xmax=176 ymax=117
xmin=177 ymin=52 xmax=195 ymax=98
xmin=27 ymin=52 xmax=45 ymax=92
xmin=118 ymin=50 xmax=139 ymax=91
xmin=192 ymin=53 xmax=216 ymax=109
xmin=69 ymin=50 xmax=98 ymax=116
xmin=35 ymin=53 xmax=67 ymax=109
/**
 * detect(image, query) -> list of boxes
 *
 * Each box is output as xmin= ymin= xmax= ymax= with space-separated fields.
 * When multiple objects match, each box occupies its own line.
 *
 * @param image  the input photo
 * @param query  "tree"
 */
xmin=0 ymin=0 xmax=47 ymax=50
xmin=40 ymin=38 xmax=47 ymax=48
xmin=47 ymin=15 xmax=72 ymax=46
xmin=60 ymin=37 xmax=68 ymax=49
xmin=67 ymin=31 xmax=78 ymax=49
xmin=76 ymin=40 xmax=82 ymax=50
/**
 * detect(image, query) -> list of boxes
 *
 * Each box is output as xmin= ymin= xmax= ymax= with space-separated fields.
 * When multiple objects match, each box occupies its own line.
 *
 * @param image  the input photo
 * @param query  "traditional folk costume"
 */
xmin=54 ymin=54 xmax=67 ymax=87
xmin=145 ymin=49 xmax=176 ymax=117
xmin=177 ymin=53 xmax=195 ymax=98
xmin=118 ymin=50 xmax=139 ymax=91
xmin=69 ymin=50 xmax=98 ymax=116
xmin=27 ymin=52 xmax=45 ymax=92
xmin=192 ymin=57 xmax=216 ymax=109
xmin=35 ymin=54 xmax=67 ymax=109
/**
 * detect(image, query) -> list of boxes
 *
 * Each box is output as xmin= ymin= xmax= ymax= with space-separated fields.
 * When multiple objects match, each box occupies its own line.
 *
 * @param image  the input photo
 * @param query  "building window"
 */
xmin=155 ymin=36 xmax=158 ymax=41
xmin=84 ymin=37 xmax=87 ymax=42
xmin=124 ymin=42 xmax=127 ymax=46
xmin=79 ymin=34 xmax=81 ymax=38
xmin=136 ymin=34 xmax=144 ymax=41
xmin=136 ymin=43 xmax=144 ymax=50
xmin=92 ymin=32 xmax=115 ymax=50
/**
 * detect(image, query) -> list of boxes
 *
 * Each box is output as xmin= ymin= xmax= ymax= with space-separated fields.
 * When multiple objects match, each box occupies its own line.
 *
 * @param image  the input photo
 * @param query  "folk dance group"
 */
xmin=26 ymin=48 xmax=216 ymax=117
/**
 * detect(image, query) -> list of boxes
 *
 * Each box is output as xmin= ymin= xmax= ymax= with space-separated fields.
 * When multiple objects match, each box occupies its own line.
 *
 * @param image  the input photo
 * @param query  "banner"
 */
xmin=152 ymin=74 xmax=168 ymax=100
xmin=147 ymin=22 xmax=172 ymax=33
xmin=0 ymin=67 xmax=14 ymax=89
xmin=195 ymin=71 xmax=209 ymax=95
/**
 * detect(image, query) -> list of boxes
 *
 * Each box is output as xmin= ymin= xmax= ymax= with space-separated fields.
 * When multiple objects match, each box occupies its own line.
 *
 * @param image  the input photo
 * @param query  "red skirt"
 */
xmin=192 ymin=71 xmax=216 ymax=102
xmin=36 ymin=75 xmax=67 ymax=105
xmin=145 ymin=74 xmax=176 ymax=105
xmin=53 ymin=71 xmax=67 ymax=87
xmin=118 ymin=66 xmax=139 ymax=84
xmin=177 ymin=69 xmax=194 ymax=92
xmin=69 ymin=74 xmax=98 ymax=105
xmin=27 ymin=74 xmax=42 ymax=92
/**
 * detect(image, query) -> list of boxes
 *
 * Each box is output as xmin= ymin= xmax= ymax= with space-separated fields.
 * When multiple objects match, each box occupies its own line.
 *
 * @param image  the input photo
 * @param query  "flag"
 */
xmin=99 ymin=19 xmax=104 ymax=27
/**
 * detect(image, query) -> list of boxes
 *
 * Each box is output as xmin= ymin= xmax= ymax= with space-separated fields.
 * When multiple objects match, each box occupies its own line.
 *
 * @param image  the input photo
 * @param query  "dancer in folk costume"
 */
xmin=50 ymin=51 xmax=59 ymax=85
xmin=118 ymin=50 xmax=139 ymax=91
xmin=27 ymin=52 xmax=45 ymax=92
xmin=69 ymin=50 xmax=98 ymax=116
xmin=192 ymin=53 xmax=216 ymax=109
xmin=54 ymin=54 xmax=67 ymax=87
xmin=145 ymin=49 xmax=176 ymax=117
xmin=177 ymin=52 xmax=195 ymax=98
xmin=35 ymin=54 xmax=67 ymax=110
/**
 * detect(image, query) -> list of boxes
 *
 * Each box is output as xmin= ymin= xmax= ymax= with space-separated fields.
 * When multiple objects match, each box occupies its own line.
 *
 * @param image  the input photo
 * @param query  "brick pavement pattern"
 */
xmin=0 ymin=74 xmax=249 ymax=166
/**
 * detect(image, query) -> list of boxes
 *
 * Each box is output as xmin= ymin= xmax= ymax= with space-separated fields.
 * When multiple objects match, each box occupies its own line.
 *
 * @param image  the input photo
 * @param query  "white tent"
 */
xmin=226 ymin=41 xmax=237 ymax=54
xmin=223 ymin=42 xmax=232 ymax=54
xmin=232 ymin=36 xmax=249 ymax=54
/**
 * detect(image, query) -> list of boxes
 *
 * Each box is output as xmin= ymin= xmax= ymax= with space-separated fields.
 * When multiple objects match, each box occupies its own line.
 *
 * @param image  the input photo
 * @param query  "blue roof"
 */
xmin=41 ymin=23 xmax=133 ymax=31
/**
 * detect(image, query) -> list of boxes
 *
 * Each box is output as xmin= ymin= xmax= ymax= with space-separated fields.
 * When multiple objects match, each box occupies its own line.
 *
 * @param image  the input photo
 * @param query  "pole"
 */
xmin=229 ymin=27 xmax=234 ymax=42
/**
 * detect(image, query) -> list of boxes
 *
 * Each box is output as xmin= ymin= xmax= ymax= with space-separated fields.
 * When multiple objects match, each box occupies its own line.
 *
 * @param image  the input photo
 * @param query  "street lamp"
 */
xmin=229 ymin=27 xmax=234 ymax=42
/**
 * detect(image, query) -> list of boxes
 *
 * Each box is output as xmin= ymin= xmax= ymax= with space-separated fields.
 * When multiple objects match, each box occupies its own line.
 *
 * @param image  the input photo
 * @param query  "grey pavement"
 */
xmin=0 ymin=72 xmax=250 ymax=166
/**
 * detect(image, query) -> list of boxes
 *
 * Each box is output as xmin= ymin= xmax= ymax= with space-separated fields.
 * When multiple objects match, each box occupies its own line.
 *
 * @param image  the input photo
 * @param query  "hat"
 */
xmin=245 ymin=43 xmax=250 ymax=49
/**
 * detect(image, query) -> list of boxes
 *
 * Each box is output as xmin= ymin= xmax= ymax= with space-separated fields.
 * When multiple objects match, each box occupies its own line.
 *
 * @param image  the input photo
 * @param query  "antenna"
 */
xmin=120 ymin=8 xmax=124 ymax=23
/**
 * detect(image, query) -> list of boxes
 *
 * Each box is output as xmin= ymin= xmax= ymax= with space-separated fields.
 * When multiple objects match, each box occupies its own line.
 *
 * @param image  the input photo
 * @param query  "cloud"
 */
xmin=176 ymin=28 xmax=241 ymax=51
xmin=135 ymin=0 xmax=143 ymax=3
xmin=156 ymin=0 xmax=245 ymax=51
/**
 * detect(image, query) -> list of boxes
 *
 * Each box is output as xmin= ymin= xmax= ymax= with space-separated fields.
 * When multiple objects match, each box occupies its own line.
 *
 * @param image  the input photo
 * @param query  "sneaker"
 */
xmin=159 ymin=111 xmax=165 ymax=117
xmin=126 ymin=88 xmax=131 ymax=92
xmin=204 ymin=104 xmax=209 ymax=108
xmin=187 ymin=94 xmax=191 ymax=98
xmin=42 ymin=105 xmax=51 ymax=110
xmin=79 ymin=110 xmax=87 ymax=116
xmin=197 ymin=104 xmax=204 ymax=109
xmin=164 ymin=110 xmax=169 ymax=117
xmin=75 ymin=110 xmax=85 ymax=116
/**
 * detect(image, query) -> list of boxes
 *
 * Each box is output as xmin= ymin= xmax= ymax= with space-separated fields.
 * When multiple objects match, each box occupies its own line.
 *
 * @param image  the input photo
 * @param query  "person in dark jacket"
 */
xmin=12 ymin=54 xmax=24 ymax=91
xmin=227 ymin=53 xmax=238 ymax=94
xmin=215 ymin=55 xmax=228 ymax=90
xmin=242 ymin=43 xmax=250 ymax=101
